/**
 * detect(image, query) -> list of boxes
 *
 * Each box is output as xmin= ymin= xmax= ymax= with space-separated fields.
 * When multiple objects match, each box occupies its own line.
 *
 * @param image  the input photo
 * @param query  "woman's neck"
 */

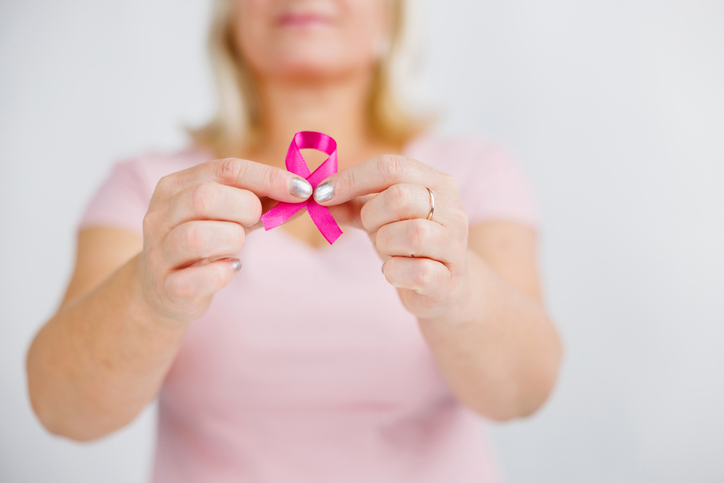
xmin=247 ymin=74 xmax=399 ymax=169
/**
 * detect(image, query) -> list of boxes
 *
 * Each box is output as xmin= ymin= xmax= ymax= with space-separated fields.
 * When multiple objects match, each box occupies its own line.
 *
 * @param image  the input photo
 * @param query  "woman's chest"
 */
xmin=162 ymin=228 xmax=451 ymax=417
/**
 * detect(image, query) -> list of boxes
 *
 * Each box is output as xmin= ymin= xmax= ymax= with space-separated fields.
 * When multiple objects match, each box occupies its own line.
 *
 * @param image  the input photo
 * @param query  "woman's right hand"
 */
xmin=137 ymin=157 xmax=312 ymax=322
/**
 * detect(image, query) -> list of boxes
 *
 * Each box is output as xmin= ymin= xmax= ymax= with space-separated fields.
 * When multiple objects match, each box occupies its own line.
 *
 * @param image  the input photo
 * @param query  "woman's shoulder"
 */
xmin=78 ymin=146 xmax=214 ymax=234
xmin=404 ymin=131 xmax=515 ymax=173
xmin=404 ymin=131 xmax=541 ymax=228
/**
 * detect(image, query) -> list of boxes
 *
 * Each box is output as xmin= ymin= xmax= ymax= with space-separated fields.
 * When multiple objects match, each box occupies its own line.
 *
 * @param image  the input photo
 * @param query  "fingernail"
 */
xmin=229 ymin=258 xmax=242 ymax=274
xmin=381 ymin=262 xmax=386 ymax=275
xmin=314 ymin=181 xmax=334 ymax=203
xmin=289 ymin=177 xmax=313 ymax=199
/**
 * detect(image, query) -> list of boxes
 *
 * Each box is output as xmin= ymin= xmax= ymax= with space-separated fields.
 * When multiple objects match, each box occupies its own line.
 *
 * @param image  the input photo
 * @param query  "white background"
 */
xmin=1 ymin=1 xmax=723 ymax=482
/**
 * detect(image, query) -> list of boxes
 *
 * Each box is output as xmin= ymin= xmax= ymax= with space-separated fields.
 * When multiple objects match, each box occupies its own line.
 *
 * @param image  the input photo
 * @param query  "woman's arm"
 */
xmin=26 ymin=228 xmax=190 ymax=441
xmin=416 ymin=221 xmax=562 ymax=421
xmin=316 ymin=154 xmax=562 ymax=422
xmin=26 ymin=158 xmax=314 ymax=441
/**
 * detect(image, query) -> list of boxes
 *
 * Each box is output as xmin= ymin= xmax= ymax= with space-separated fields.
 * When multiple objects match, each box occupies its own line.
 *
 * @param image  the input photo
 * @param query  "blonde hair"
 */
xmin=190 ymin=0 xmax=431 ymax=157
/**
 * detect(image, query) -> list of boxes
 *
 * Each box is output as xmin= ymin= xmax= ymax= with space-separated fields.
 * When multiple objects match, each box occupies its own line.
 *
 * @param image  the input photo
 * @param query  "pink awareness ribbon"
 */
xmin=260 ymin=131 xmax=343 ymax=244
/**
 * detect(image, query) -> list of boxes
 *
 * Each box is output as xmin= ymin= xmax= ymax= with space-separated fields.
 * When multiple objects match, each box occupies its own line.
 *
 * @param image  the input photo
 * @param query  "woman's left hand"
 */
xmin=315 ymin=155 xmax=471 ymax=320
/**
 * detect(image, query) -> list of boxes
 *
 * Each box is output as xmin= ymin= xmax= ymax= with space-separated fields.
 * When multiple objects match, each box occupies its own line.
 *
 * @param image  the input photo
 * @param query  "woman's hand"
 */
xmin=138 ymin=157 xmax=313 ymax=322
xmin=316 ymin=154 xmax=561 ymax=420
xmin=26 ymin=158 xmax=313 ymax=441
xmin=315 ymin=155 xmax=470 ymax=320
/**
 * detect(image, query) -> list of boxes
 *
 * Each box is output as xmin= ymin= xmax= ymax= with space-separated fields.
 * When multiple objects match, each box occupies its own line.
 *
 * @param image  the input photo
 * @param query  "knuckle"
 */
xmin=455 ymin=204 xmax=468 ymax=222
xmin=408 ymin=220 xmax=429 ymax=251
xmin=451 ymin=206 xmax=470 ymax=234
xmin=458 ymin=208 xmax=469 ymax=230
xmin=442 ymin=173 xmax=458 ymax=189
xmin=382 ymin=257 xmax=395 ymax=279
xmin=359 ymin=202 xmax=373 ymax=230
xmin=448 ymin=261 xmax=461 ymax=289
xmin=211 ymin=263 xmax=229 ymax=287
xmin=143 ymin=206 xmax=168 ymax=241
xmin=338 ymin=168 xmax=356 ymax=196
xmin=217 ymin=158 xmax=244 ymax=184
xmin=232 ymin=224 xmax=247 ymax=252
xmin=262 ymin=166 xmax=284 ymax=191
xmin=377 ymin=155 xmax=405 ymax=182
xmin=184 ymin=223 xmax=207 ymax=254
xmin=142 ymin=210 xmax=155 ymax=236
xmin=388 ymin=184 xmax=411 ymax=211
xmin=413 ymin=260 xmax=435 ymax=288
xmin=374 ymin=223 xmax=390 ymax=247
xmin=156 ymin=174 xmax=174 ymax=193
xmin=247 ymin=194 xmax=263 ymax=223
xmin=191 ymin=182 xmax=219 ymax=215
xmin=263 ymin=167 xmax=275 ymax=190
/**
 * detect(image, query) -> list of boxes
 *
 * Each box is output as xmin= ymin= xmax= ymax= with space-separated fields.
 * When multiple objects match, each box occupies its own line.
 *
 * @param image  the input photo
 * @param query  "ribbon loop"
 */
xmin=260 ymin=131 xmax=343 ymax=244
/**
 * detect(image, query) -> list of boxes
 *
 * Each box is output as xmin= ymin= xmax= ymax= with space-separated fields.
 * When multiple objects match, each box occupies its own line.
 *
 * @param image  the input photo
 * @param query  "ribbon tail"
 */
xmin=306 ymin=201 xmax=343 ymax=245
xmin=261 ymin=201 xmax=308 ymax=230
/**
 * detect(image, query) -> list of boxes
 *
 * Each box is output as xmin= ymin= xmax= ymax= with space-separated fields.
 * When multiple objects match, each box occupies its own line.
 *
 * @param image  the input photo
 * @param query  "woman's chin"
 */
xmin=262 ymin=56 xmax=366 ymax=83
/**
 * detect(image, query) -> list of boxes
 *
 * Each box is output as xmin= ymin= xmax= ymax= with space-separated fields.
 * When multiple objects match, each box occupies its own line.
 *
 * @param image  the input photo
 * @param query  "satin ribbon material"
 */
xmin=261 ymin=131 xmax=343 ymax=244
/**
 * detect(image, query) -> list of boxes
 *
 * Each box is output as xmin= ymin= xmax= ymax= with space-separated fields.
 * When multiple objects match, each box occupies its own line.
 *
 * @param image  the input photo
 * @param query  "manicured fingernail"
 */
xmin=381 ymin=262 xmax=386 ymax=275
xmin=289 ymin=177 xmax=313 ymax=199
xmin=314 ymin=181 xmax=334 ymax=203
xmin=229 ymin=259 xmax=242 ymax=274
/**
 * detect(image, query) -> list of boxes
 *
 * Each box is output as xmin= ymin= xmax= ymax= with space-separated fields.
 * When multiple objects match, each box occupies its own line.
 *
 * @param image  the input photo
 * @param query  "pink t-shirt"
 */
xmin=78 ymin=134 xmax=539 ymax=483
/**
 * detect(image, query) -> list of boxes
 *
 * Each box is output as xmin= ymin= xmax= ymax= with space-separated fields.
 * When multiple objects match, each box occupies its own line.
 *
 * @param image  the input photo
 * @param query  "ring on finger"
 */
xmin=425 ymin=187 xmax=435 ymax=221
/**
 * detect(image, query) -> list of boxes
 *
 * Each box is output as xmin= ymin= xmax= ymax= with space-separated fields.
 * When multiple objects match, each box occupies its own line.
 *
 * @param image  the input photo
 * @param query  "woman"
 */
xmin=26 ymin=0 xmax=562 ymax=481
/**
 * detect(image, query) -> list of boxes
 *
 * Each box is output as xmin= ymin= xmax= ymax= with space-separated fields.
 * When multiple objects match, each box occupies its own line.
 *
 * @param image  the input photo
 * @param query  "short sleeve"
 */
xmin=458 ymin=143 xmax=541 ymax=229
xmin=77 ymin=158 xmax=152 ymax=235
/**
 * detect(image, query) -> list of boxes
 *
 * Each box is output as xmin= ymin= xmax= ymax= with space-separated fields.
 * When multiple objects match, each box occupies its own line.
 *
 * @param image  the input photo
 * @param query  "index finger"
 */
xmin=312 ymin=155 xmax=437 ymax=206
xmin=169 ymin=157 xmax=313 ymax=203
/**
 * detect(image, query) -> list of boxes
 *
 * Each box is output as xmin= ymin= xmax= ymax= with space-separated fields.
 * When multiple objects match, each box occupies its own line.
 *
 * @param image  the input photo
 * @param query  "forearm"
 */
xmin=26 ymin=254 xmax=189 ymax=441
xmin=417 ymin=249 xmax=562 ymax=421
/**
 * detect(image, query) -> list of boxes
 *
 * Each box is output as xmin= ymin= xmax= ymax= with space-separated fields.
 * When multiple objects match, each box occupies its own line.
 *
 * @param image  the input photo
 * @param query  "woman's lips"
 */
xmin=277 ymin=13 xmax=332 ymax=28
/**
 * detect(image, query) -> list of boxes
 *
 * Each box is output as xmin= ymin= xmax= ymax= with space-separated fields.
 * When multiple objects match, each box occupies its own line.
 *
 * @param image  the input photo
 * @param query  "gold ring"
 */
xmin=425 ymin=187 xmax=435 ymax=221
